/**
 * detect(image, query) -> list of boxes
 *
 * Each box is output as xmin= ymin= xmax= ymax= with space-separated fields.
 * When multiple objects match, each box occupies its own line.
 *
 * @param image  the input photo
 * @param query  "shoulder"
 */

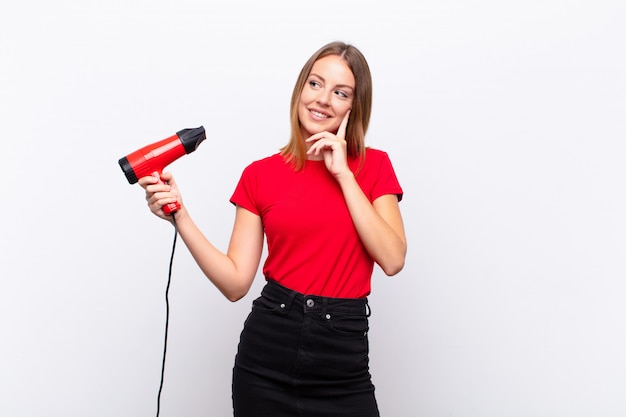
xmin=356 ymin=147 xmax=403 ymax=201
xmin=243 ymin=153 xmax=286 ymax=173
xmin=364 ymin=147 xmax=392 ymax=162
xmin=247 ymin=152 xmax=284 ymax=166
xmin=348 ymin=147 xmax=395 ymax=173
xmin=361 ymin=147 xmax=397 ymax=170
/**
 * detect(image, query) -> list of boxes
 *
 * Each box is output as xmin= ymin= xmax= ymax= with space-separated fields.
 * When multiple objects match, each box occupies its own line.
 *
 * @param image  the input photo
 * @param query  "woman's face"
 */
xmin=298 ymin=55 xmax=355 ymax=139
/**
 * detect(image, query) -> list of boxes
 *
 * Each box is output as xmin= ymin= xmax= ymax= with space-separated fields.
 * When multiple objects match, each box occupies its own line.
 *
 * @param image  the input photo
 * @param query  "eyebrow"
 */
xmin=309 ymin=73 xmax=355 ymax=91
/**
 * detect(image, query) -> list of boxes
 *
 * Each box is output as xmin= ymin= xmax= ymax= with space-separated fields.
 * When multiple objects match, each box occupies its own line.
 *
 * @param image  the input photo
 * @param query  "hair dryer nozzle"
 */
xmin=118 ymin=156 xmax=138 ymax=184
xmin=177 ymin=126 xmax=206 ymax=154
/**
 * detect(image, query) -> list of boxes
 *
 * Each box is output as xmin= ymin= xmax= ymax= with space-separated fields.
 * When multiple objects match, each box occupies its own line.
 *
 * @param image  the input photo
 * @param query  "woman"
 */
xmin=140 ymin=41 xmax=407 ymax=417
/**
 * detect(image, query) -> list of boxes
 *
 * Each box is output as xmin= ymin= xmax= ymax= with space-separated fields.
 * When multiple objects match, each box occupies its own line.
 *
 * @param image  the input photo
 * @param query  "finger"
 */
xmin=138 ymin=175 xmax=160 ymax=187
xmin=336 ymin=110 xmax=351 ymax=140
xmin=306 ymin=138 xmax=332 ymax=155
xmin=306 ymin=142 xmax=320 ymax=155
xmin=145 ymin=181 xmax=171 ymax=195
xmin=160 ymin=171 xmax=174 ymax=183
xmin=148 ymin=192 xmax=178 ymax=210
xmin=305 ymin=131 xmax=328 ymax=143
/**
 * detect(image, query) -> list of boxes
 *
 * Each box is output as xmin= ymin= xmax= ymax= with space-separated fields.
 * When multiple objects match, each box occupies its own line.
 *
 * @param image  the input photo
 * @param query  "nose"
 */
xmin=316 ymin=89 xmax=332 ymax=107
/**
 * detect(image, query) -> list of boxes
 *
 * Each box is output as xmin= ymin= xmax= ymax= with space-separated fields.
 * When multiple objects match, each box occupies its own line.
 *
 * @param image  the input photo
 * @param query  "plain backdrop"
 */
xmin=1 ymin=1 xmax=625 ymax=416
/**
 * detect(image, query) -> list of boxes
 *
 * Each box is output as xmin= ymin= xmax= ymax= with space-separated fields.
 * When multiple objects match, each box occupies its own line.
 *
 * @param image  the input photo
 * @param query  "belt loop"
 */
xmin=365 ymin=300 xmax=371 ymax=317
xmin=320 ymin=298 xmax=328 ymax=318
xmin=283 ymin=290 xmax=297 ymax=313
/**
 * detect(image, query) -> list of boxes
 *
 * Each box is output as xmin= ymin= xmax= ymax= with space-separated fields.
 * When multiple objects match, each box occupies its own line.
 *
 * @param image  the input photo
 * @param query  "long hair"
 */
xmin=280 ymin=41 xmax=373 ymax=170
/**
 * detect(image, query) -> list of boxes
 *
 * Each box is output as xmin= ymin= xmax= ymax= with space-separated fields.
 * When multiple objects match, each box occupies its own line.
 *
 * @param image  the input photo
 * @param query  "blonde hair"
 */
xmin=280 ymin=41 xmax=373 ymax=170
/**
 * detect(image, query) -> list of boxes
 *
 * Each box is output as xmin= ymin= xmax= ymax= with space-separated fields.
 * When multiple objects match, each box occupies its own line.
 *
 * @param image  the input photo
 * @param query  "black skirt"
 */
xmin=232 ymin=279 xmax=380 ymax=417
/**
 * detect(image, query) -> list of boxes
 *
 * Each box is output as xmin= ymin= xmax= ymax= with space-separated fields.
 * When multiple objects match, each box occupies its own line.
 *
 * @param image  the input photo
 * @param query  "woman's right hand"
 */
xmin=138 ymin=171 xmax=183 ymax=222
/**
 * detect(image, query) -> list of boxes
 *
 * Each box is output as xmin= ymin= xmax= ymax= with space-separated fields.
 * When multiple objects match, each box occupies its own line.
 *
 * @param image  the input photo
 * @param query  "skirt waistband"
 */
xmin=262 ymin=279 xmax=371 ymax=317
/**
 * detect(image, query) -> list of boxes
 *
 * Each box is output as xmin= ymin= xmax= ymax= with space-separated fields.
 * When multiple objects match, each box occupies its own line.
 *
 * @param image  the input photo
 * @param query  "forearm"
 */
xmin=337 ymin=173 xmax=407 ymax=275
xmin=173 ymin=208 xmax=260 ymax=301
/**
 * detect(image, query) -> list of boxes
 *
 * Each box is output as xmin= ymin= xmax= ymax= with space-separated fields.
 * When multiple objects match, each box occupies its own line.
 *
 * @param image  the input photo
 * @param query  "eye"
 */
xmin=335 ymin=89 xmax=354 ymax=100
xmin=308 ymin=80 xmax=321 ymax=89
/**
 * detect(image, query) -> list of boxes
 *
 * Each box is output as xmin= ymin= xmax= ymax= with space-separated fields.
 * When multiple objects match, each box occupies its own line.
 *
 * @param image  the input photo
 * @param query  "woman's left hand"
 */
xmin=305 ymin=111 xmax=351 ymax=178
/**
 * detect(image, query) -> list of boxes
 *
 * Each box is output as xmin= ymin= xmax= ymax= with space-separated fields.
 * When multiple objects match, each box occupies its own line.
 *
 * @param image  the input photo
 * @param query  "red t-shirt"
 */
xmin=230 ymin=148 xmax=403 ymax=298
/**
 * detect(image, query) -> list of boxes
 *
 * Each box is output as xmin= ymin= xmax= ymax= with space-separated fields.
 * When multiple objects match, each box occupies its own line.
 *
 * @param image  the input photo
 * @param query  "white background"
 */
xmin=1 ymin=1 xmax=625 ymax=416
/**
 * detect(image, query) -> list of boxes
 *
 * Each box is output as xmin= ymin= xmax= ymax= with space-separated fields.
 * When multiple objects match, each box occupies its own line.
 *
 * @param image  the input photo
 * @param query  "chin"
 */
xmin=300 ymin=123 xmax=319 ymax=137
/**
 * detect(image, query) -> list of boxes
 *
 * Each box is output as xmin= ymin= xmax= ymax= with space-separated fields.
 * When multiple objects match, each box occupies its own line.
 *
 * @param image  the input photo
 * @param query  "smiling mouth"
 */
xmin=310 ymin=109 xmax=330 ymax=119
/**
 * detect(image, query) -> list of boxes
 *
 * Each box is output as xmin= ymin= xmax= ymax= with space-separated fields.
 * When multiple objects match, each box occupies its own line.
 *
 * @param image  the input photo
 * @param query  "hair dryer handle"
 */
xmin=163 ymin=202 xmax=181 ymax=216
xmin=152 ymin=171 xmax=180 ymax=215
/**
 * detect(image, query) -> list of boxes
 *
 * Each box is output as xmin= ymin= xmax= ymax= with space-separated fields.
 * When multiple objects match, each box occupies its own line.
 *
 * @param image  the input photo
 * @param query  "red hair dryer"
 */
xmin=118 ymin=126 xmax=206 ymax=215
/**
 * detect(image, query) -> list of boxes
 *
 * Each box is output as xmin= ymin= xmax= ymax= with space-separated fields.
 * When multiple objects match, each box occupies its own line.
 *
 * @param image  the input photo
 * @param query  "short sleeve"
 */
xmin=230 ymin=164 xmax=261 ymax=215
xmin=368 ymin=150 xmax=404 ymax=202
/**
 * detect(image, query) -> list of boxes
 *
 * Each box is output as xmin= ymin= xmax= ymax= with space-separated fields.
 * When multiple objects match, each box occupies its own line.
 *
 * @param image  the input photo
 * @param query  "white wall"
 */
xmin=1 ymin=1 xmax=625 ymax=416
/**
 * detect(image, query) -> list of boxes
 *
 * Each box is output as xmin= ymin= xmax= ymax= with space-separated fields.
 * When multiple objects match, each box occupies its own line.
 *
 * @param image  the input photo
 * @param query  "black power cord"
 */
xmin=156 ymin=214 xmax=178 ymax=417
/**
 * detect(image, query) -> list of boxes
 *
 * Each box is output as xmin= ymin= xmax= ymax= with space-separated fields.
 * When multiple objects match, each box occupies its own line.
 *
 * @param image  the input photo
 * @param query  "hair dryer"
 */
xmin=118 ymin=126 xmax=206 ymax=215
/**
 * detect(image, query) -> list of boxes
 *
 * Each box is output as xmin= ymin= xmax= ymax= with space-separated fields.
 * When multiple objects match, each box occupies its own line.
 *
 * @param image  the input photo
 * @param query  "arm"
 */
xmin=306 ymin=113 xmax=407 ymax=275
xmin=335 ymin=175 xmax=406 ymax=275
xmin=140 ymin=173 xmax=264 ymax=301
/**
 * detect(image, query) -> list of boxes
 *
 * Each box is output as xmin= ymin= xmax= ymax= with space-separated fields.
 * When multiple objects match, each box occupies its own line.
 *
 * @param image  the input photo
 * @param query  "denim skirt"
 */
xmin=232 ymin=279 xmax=380 ymax=417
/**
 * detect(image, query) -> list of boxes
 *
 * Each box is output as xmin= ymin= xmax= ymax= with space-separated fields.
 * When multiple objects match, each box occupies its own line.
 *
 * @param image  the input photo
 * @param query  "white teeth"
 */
xmin=311 ymin=110 xmax=328 ymax=118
